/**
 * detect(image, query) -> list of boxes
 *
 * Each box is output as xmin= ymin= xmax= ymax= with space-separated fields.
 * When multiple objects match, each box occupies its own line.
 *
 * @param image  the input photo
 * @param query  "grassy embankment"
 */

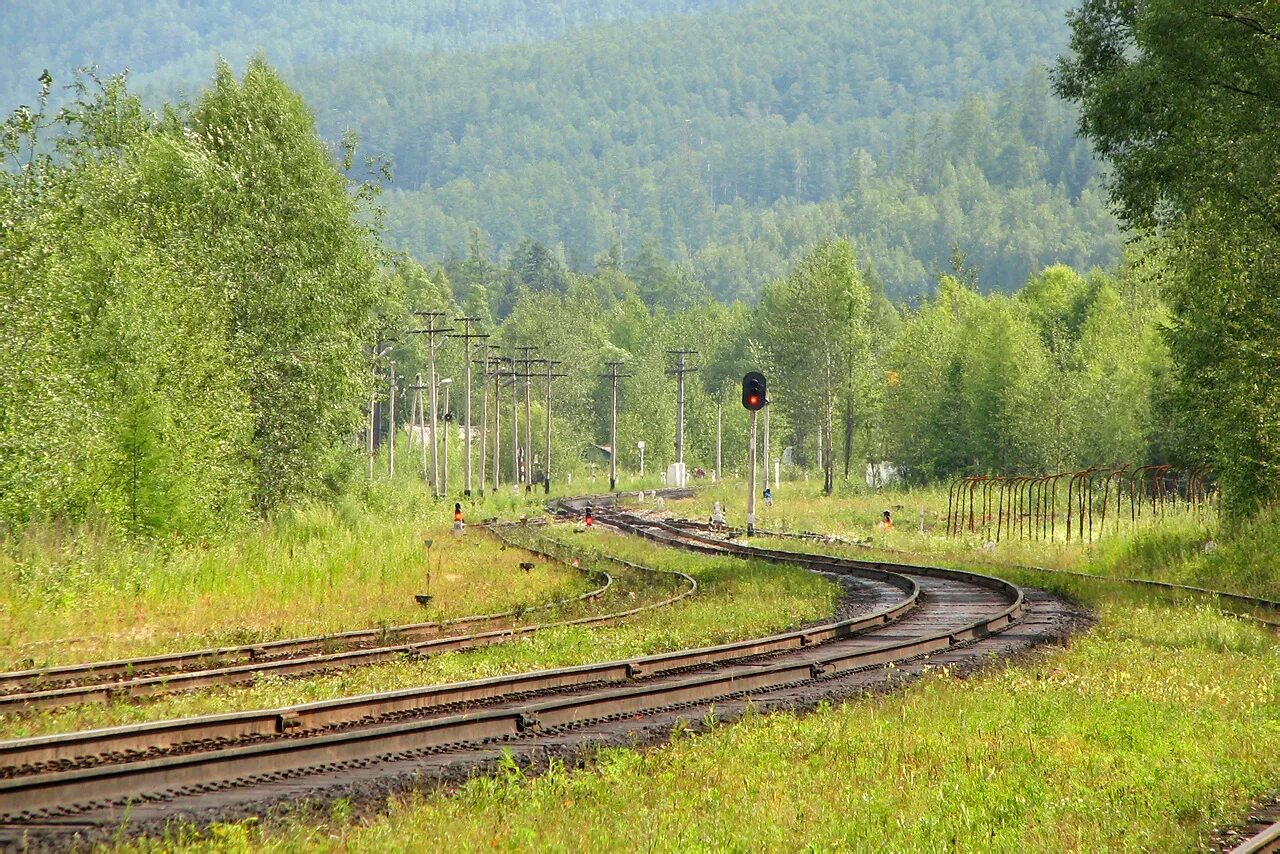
xmin=0 ymin=524 xmax=836 ymax=740
xmin=0 ymin=482 xmax=590 ymax=670
xmin=674 ymin=479 xmax=1280 ymax=601
xmin=114 ymin=483 xmax=1279 ymax=852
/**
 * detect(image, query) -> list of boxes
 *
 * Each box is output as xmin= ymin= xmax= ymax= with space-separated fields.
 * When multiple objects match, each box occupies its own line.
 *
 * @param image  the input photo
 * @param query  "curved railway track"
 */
xmin=0 ymin=523 xmax=689 ymax=716
xmin=640 ymin=505 xmax=1280 ymax=852
xmin=0 ymin=495 xmax=1083 ymax=848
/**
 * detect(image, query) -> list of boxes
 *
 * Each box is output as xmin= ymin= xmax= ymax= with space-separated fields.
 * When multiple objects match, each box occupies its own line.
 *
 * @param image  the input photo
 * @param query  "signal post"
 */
xmin=742 ymin=371 xmax=766 ymax=535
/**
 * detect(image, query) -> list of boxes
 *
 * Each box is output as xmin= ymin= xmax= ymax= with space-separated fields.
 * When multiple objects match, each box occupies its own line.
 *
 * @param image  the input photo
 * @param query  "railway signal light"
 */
xmin=742 ymin=371 xmax=767 ymax=411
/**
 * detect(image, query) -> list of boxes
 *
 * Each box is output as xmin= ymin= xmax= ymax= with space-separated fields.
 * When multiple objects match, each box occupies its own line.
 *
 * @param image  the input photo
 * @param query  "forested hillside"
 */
xmin=3 ymin=0 xmax=1117 ymax=301
xmin=299 ymin=0 xmax=1117 ymax=299
xmin=0 ymin=1 xmax=743 ymax=114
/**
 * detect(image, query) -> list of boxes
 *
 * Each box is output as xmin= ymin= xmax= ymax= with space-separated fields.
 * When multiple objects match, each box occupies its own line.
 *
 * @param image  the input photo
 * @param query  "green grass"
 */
xmin=0 ymin=525 xmax=836 ymax=740
xmin=0 ymin=481 xmax=589 ymax=669
xmin=668 ymin=481 xmax=1280 ymax=600
xmin=16 ymin=482 xmax=1280 ymax=851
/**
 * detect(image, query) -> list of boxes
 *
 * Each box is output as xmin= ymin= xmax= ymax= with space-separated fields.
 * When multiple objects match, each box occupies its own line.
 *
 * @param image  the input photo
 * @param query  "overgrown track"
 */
xmin=0 ymin=526 xmax=670 ymax=716
xmin=0 ymin=494 xmax=1082 ymax=849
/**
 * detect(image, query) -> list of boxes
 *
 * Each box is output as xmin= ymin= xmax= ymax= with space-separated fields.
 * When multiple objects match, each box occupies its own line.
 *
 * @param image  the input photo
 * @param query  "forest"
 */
xmin=2 ymin=0 xmax=1277 ymax=537
xmin=2 ymin=0 xmax=1117 ymax=301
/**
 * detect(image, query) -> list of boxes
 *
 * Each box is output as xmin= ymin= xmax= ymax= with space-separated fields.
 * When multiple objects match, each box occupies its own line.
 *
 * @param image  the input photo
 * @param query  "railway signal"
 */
xmin=742 ymin=371 xmax=766 ymax=411
xmin=742 ymin=371 xmax=767 ymax=534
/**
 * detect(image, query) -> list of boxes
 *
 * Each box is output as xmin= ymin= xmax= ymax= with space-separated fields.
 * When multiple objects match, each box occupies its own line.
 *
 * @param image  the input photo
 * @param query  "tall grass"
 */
xmin=0 ymin=480 xmax=587 ymax=668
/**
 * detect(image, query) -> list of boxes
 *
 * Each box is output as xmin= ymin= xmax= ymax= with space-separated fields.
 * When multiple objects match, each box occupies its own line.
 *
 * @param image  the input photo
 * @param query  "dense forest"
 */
xmin=0 ymin=63 xmax=1164 ymax=537
xmin=0 ymin=1 xmax=746 ymax=114
xmin=298 ymin=0 xmax=1117 ymax=299
xmin=3 ymin=0 xmax=1278 ymax=542
xmin=2 ymin=0 xmax=1118 ymax=300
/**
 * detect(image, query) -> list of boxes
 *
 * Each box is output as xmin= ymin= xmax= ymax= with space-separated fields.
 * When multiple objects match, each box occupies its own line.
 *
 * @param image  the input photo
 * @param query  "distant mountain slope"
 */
xmin=290 ymin=0 xmax=1116 ymax=299
xmin=0 ymin=0 xmax=745 ymax=113
xmin=3 ymin=0 xmax=1118 ymax=301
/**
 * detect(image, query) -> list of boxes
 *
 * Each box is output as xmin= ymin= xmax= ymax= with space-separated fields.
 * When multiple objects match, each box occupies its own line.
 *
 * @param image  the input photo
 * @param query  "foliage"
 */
xmin=0 ymin=63 xmax=381 ymax=534
xmin=880 ymin=261 xmax=1168 ymax=480
xmin=1055 ymin=0 xmax=1280 ymax=516
xmin=3 ymin=0 xmax=1118 ymax=300
xmin=758 ymin=240 xmax=875 ymax=491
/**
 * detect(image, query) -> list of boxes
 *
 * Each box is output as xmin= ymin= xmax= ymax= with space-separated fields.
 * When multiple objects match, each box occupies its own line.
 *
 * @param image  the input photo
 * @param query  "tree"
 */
xmin=1056 ymin=0 xmax=1280 ymax=515
xmin=759 ymin=240 xmax=872 ymax=493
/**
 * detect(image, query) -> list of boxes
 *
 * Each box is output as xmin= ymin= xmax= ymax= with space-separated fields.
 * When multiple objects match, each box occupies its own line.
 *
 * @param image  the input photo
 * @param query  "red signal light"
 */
xmin=748 ymin=394 xmax=759 ymax=407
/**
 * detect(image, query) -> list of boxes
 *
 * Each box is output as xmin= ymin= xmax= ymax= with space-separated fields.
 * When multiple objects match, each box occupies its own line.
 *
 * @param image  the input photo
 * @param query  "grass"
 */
xmin=15 ymin=480 xmax=1280 ymax=851
xmin=0 ymin=481 xmax=589 ymax=669
xmin=0 ymin=525 xmax=837 ymax=740
xmin=669 ymin=481 xmax=1280 ymax=600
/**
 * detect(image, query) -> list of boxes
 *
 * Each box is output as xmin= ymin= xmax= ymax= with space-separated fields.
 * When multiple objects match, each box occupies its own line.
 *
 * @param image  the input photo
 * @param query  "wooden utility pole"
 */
xmin=453 ymin=317 xmax=488 ymax=497
xmin=368 ymin=334 xmax=392 ymax=480
xmin=492 ymin=355 xmax=511 ymax=492
xmin=410 ymin=374 xmax=428 ymax=478
xmin=407 ymin=311 xmax=452 ymax=498
xmin=474 ymin=342 xmax=492 ymax=495
xmin=665 ymin=349 xmax=698 ymax=485
xmin=542 ymin=359 xmax=566 ymax=494
xmin=510 ymin=358 xmax=521 ymax=485
xmin=516 ymin=346 xmax=537 ymax=487
xmin=605 ymin=361 xmax=632 ymax=492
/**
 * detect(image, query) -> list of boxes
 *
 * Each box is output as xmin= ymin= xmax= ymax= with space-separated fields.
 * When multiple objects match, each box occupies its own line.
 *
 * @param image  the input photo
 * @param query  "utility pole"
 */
xmin=510 ymin=358 xmax=521 ymax=485
xmin=407 ymin=311 xmax=452 ymax=498
xmin=387 ymin=359 xmax=397 ymax=480
xmin=516 ymin=346 xmax=537 ymax=487
xmin=368 ymin=334 xmax=393 ymax=480
xmin=410 ymin=374 xmax=428 ymax=478
xmin=605 ymin=361 xmax=632 ymax=492
xmin=453 ymin=317 xmax=487 ymax=497
xmin=492 ymin=354 xmax=510 ymax=492
xmin=440 ymin=378 xmax=452 ymax=495
xmin=665 ymin=349 xmax=698 ymax=486
xmin=542 ymin=359 xmax=566 ymax=494
xmin=474 ymin=342 xmax=492 ymax=496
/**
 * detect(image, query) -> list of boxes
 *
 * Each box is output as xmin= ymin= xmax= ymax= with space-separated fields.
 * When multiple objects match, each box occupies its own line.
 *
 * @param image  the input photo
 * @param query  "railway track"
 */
xmin=0 ymin=498 xmax=1083 ymax=848
xmin=642 ymin=506 xmax=1280 ymax=852
xmin=0 ymin=523 xmax=691 ymax=716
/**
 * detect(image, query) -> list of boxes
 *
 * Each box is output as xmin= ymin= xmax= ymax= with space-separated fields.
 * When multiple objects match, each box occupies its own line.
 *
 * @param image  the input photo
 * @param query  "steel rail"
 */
xmin=1233 ymin=820 xmax=1280 ymax=854
xmin=0 ymin=546 xmax=620 ymax=716
xmin=0 ymin=524 xmax=701 ymax=773
xmin=0 ymin=547 xmax=614 ymax=699
xmin=0 ymin=520 xmax=1022 ymax=823
xmin=0 ymin=522 xmax=934 ymax=817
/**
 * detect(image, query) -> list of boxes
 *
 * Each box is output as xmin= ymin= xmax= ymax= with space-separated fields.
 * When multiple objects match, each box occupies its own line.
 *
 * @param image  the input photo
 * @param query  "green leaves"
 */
xmin=1057 ymin=0 xmax=1280 ymax=514
xmin=0 ymin=63 xmax=381 ymax=536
